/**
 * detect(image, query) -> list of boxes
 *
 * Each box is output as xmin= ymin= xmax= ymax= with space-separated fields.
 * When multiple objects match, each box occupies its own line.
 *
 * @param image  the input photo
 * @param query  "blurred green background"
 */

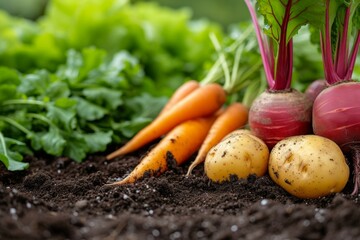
xmin=0 ymin=0 xmax=250 ymax=27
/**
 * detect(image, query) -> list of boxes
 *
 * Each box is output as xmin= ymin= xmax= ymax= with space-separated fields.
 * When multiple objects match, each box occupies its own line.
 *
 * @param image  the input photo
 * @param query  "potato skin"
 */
xmin=205 ymin=130 xmax=269 ymax=182
xmin=269 ymin=135 xmax=349 ymax=199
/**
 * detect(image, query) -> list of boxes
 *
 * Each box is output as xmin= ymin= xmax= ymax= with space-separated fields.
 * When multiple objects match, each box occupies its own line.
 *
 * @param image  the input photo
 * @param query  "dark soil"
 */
xmin=1 ymin=147 xmax=360 ymax=240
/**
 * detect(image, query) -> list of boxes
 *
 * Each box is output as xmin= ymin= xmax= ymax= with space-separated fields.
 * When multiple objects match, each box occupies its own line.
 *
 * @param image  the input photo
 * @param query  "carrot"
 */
xmin=158 ymin=80 xmax=200 ymax=116
xmin=108 ymin=116 xmax=216 ymax=185
xmin=186 ymin=102 xmax=249 ymax=175
xmin=106 ymin=83 xmax=226 ymax=160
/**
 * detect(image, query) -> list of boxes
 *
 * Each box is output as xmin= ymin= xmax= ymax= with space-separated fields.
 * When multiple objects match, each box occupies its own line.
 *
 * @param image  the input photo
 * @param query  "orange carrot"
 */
xmin=106 ymin=83 xmax=226 ymax=160
xmin=108 ymin=116 xmax=216 ymax=185
xmin=186 ymin=102 xmax=249 ymax=175
xmin=158 ymin=80 xmax=200 ymax=116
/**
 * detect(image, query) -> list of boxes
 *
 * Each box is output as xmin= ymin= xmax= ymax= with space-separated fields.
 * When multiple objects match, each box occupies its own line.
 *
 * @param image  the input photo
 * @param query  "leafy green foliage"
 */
xmin=309 ymin=0 xmax=360 ymax=83
xmin=0 ymin=0 xmax=224 ymax=170
xmin=0 ymin=48 xmax=167 ymax=165
xmin=0 ymin=132 xmax=29 ymax=171
xmin=0 ymin=0 xmax=330 ymax=171
xmin=257 ymin=0 xmax=325 ymax=43
xmin=0 ymin=0 xmax=222 ymax=95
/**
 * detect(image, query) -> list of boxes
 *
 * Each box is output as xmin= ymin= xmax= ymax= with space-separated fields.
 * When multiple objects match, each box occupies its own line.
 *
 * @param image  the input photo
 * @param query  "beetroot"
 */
xmin=305 ymin=79 xmax=327 ymax=102
xmin=244 ymin=0 xmax=319 ymax=148
xmin=313 ymin=82 xmax=360 ymax=147
xmin=311 ymin=0 xmax=360 ymax=194
xmin=250 ymin=89 xmax=312 ymax=148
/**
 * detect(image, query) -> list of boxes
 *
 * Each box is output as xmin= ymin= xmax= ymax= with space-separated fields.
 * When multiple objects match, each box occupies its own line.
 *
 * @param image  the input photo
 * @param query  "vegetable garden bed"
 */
xmin=1 ymin=151 xmax=360 ymax=239
xmin=2 ymin=0 xmax=360 ymax=239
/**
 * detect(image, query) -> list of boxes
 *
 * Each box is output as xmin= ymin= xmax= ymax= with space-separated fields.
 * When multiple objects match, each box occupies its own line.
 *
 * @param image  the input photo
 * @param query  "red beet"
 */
xmin=313 ymin=82 xmax=360 ymax=147
xmin=249 ymin=89 xmax=312 ymax=148
xmin=305 ymin=79 xmax=328 ymax=102
xmin=313 ymin=81 xmax=360 ymax=194
xmin=311 ymin=0 xmax=360 ymax=194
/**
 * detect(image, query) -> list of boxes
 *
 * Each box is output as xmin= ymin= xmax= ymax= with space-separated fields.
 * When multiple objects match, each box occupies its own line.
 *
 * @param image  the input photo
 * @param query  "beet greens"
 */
xmin=312 ymin=0 xmax=360 ymax=195
xmin=245 ymin=0 xmax=323 ymax=148
xmin=319 ymin=0 xmax=360 ymax=83
xmin=245 ymin=0 xmax=324 ymax=90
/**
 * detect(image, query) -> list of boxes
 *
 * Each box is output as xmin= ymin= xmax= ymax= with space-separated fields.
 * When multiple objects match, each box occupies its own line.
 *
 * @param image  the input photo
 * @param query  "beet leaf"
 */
xmin=245 ymin=0 xmax=324 ymax=90
xmin=319 ymin=0 xmax=360 ymax=84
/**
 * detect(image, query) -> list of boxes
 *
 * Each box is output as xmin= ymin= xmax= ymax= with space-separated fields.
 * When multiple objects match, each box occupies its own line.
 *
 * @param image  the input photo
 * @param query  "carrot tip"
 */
xmin=105 ymin=178 xmax=129 ymax=186
xmin=106 ymin=150 xmax=123 ymax=160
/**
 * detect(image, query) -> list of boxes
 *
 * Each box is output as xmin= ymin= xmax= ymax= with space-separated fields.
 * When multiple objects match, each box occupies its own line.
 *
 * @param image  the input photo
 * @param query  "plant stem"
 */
xmin=0 ymin=132 xmax=9 ymax=158
xmin=285 ymin=39 xmax=293 ymax=89
xmin=200 ymin=58 xmax=223 ymax=85
xmin=244 ymin=0 xmax=275 ymax=89
xmin=322 ymin=0 xmax=341 ymax=84
xmin=2 ymin=99 xmax=46 ymax=107
xmin=274 ymin=0 xmax=292 ymax=90
xmin=345 ymin=31 xmax=360 ymax=80
xmin=335 ymin=6 xmax=350 ymax=79
xmin=27 ymin=113 xmax=53 ymax=126
xmin=209 ymin=33 xmax=231 ymax=92
xmin=230 ymin=45 xmax=244 ymax=90
xmin=0 ymin=116 xmax=32 ymax=136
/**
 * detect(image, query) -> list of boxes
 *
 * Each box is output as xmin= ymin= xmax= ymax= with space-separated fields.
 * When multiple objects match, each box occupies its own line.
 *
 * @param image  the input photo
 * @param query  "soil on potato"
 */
xmin=1 ymin=146 xmax=360 ymax=240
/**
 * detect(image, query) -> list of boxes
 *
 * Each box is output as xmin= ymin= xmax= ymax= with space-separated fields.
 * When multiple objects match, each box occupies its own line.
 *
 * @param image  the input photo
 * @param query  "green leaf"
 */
xmin=30 ymin=132 xmax=42 ymax=151
xmin=0 ymin=85 xmax=19 ymax=103
xmin=112 ymin=117 xmax=152 ymax=138
xmin=18 ymin=70 xmax=51 ymax=96
xmin=61 ymin=49 xmax=83 ymax=83
xmin=46 ymin=102 xmax=77 ymax=130
xmin=83 ymin=87 xmax=123 ymax=110
xmin=55 ymin=97 xmax=77 ymax=108
xmin=78 ymin=48 xmax=107 ymax=79
xmin=0 ymin=133 xmax=29 ymax=171
xmin=0 ymin=67 xmax=20 ymax=85
xmin=63 ymin=133 xmax=89 ymax=162
xmin=258 ymin=0 xmax=325 ymax=43
xmin=125 ymin=93 xmax=167 ymax=119
xmin=84 ymin=131 xmax=113 ymax=153
xmin=353 ymin=2 xmax=360 ymax=29
xmin=7 ymin=158 xmax=29 ymax=171
xmin=75 ymin=97 xmax=108 ymax=121
xmin=40 ymin=127 xmax=66 ymax=156
xmin=46 ymin=81 xmax=71 ymax=99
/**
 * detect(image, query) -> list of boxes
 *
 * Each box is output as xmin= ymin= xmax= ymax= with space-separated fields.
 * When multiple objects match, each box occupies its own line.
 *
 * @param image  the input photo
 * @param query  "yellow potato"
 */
xmin=205 ymin=130 xmax=269 ymax=182
xmin=269 ymin=135 xmax=349 ymax=199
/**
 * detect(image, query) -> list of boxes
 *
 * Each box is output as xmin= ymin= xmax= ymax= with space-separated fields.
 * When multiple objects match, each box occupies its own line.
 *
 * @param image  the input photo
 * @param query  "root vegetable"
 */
xmin=269 ymin=135 xmax=350 ymax=199
xmin=244 ymin=0 xmax=317 ymax=148
xmin=106 ymin=83 xmax=226 ymax=159
xmin=204 ymin=130 xmax=269 ymax=183
xmin=304 ymin=79 xmax=327 ymax=102
xmin=186 ymin=102 xmax=249 ymax=175
xmin=158 ymin=80 xmax=200 ymax=116
xmin=109 ymin=116 xmax=216 ymax=185
xmin=249 ymin=89 xmax=312 ymax=148
xmin=311 ymin=0 xmax=360 ymax=194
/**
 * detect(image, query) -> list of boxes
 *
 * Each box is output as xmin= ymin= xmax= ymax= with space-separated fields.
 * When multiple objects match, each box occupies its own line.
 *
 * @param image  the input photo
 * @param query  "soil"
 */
xmin=1 ymin=146 xmax=360 ymax=240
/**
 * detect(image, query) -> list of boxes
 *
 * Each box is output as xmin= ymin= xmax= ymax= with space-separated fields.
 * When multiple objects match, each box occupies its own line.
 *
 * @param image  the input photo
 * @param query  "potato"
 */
xmin=205 ymin=130 xmax=269 ymax=182
xmin=269 ymin=135 xmax=350 ymax=199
